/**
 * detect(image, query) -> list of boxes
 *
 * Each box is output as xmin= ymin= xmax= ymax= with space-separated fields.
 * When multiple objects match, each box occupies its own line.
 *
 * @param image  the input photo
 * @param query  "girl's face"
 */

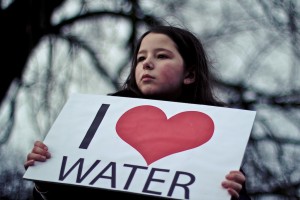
xmin=135 ymin=33 xmax=194 ymax=100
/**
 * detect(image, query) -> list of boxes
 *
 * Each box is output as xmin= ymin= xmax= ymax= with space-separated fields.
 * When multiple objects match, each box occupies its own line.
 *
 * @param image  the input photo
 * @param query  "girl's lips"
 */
xmin=141 ymin=74 xmax=154 ymax=80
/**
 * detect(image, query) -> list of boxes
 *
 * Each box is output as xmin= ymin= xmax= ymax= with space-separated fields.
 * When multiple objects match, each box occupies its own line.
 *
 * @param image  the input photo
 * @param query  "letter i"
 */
xmin=79 ymin=104 xmax=110 ymax=149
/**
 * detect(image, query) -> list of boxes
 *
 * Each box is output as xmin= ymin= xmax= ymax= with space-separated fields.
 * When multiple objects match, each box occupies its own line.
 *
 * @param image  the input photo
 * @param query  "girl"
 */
xmin=24 ymin=25 xmax=251 ymax=200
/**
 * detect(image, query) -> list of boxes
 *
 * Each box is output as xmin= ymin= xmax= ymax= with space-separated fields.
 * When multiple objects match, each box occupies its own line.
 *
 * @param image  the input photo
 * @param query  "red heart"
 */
xmin=115 ymin=105 xmax=214 ymax=165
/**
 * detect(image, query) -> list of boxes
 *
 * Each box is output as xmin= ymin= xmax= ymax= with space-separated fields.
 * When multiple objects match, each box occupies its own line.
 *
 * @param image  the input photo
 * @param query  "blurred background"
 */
xmin=0 ymin=0 xmax=299 ymax=199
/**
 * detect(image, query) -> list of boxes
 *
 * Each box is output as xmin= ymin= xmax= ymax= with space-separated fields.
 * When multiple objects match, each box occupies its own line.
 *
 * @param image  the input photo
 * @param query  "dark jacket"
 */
xmin=31 ymin=90 xmax=251 ymax=200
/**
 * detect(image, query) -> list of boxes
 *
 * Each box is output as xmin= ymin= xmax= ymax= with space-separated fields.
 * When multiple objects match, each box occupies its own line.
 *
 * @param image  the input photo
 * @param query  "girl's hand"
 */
xmin=24 ymin=140 xmax=51 ymax=170
xmin=222 ymin=170 xmax=246 ymax=199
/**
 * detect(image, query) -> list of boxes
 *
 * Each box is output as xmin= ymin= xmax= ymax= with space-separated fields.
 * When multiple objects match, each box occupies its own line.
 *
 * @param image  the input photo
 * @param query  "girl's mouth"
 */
xmin=141 ymin=74 xmax=154 ymax=80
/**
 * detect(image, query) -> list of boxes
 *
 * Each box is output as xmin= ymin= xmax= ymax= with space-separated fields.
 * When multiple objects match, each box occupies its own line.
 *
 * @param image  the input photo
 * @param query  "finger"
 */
xmin=32 ymin=146 xmax=51 ymax=158
xmin=31 ymin=143 xmax=51 ymax=158
xmin=26 ymin=152 xmax=49 ymax=163
xmin=227 ymin=188 xmax=239 ymax=199
xmin=24 ymin=160 xmax=35 ymax=170
xmin=222 ymin=179 xmax=242 ymax=192
xmin=226 ymin=171 xmax=245 ymax=184
xmin=222 ymin=180 xmax=241 ymax=199
xmin=34 ymin=140 xmax=48 ymax=151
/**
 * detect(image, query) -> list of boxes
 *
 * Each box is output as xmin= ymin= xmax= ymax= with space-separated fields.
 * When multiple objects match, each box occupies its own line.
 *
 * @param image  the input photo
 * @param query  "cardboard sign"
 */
xmin=23 ymin=93 xmax=256 ymax=200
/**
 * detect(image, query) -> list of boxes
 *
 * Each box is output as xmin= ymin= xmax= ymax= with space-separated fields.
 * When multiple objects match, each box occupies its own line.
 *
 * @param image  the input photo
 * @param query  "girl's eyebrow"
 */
xmin=138 ymin=48 xmax=173 ymax=54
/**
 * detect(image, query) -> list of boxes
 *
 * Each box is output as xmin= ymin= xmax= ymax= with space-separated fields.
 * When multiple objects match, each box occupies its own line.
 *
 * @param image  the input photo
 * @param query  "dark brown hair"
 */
xmin=122 ymin=25 xmax=223 ymax=106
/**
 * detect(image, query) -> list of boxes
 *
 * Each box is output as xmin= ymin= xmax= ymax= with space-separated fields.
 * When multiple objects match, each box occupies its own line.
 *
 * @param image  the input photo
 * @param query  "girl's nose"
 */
xmin=142 ymin=58 xmax=154 ymax=70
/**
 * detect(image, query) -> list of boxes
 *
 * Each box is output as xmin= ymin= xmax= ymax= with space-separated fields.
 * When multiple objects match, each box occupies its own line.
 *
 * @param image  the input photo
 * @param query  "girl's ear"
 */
xmin=183 ymin=70 xmax=195 ymax=85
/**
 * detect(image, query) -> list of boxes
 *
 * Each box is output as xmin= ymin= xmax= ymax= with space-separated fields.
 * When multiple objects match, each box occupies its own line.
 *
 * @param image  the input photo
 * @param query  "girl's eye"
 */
xmin=157 ymin=54 xmax=168 ymax=59
xmin=137 ymin=56 xmax=145 ymax=62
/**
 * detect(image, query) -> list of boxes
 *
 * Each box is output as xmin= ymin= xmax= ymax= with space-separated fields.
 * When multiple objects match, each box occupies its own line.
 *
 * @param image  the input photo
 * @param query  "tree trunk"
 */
xmin=0 ymin=0 xmax=65 ymax=106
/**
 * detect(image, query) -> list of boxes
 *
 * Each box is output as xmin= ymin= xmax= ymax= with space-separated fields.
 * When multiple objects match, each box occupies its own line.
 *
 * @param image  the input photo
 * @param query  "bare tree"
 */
xmin=0 ymin=0 xmax=163 ymax=145
xmin=207 ymin=1 xmax=300 ymax=199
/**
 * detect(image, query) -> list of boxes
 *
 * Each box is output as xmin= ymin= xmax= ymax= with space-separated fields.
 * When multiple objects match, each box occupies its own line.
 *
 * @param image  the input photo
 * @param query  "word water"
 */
xmin=59 ymin=156 xmax=196 ymax=199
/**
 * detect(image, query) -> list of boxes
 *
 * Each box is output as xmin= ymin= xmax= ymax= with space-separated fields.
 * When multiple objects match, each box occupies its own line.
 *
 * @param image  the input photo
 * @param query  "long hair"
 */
xmin=122 ymin=25 xmax=223 ymax=106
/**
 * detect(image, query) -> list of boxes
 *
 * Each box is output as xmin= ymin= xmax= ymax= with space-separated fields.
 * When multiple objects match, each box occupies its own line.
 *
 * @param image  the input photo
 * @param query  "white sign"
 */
xmin=23 ymin=93 xmax=256 ymax=200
